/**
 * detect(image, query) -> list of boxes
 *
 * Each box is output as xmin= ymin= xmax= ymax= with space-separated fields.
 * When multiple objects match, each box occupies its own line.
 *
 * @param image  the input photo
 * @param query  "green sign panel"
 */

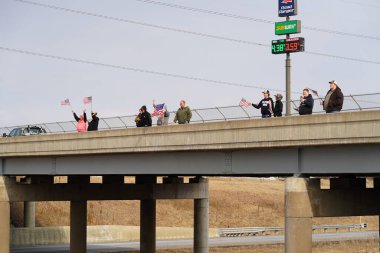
xmin=275 ymin=20 xmax=301 ymax=35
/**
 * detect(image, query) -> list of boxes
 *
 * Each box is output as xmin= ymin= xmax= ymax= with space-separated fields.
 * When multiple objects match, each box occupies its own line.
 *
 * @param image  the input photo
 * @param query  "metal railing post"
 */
xmin=215 ymin=107 xmax=227 ymax=121
xmin=56 ymin=122 xmax=66 ymax=133
xmin=240 ymin=106 xmax=251 ymax=119
xmin=117 ymin=117 xmax=128 ymax=128
xmin=101 ymin=118 xmax=112 ymax=129
xmin=193 ymin=110 xmax=205 ymax=123
xmin=350 ymin=95 xmax=362 ymax=111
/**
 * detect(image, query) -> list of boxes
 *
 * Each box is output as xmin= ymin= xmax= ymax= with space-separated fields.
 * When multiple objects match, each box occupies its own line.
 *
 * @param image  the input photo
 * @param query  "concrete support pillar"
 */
xmin=285 ymin=177 xmax=313 ymax=253
xmin=24 ymin=201 xmax=36 ymax=227
xmin=70 ymin=200 xmax=87 ymax=253
xmin=68 ymin=176 xmax=89 ymax=253
xmin=192 ymin=177 xmax=209 ymax=253
xmin=137 ymin=176 xmax=157 ymax=253
xmin=0 ymin=201 xmax=10 ymax=253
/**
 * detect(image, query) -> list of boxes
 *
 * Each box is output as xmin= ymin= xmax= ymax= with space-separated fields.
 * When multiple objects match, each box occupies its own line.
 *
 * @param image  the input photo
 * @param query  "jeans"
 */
xmin=262 ymin=114 xmax=271 ymax=118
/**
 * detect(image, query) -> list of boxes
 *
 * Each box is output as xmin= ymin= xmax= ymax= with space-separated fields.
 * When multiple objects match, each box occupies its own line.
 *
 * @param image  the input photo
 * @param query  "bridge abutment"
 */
xmin=0 ymin=200 xmax=10 ymax=253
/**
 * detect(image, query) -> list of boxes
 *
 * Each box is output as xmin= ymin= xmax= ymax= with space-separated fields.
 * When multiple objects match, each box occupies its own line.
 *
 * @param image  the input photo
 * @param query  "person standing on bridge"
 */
xmin=298 ymin=89 xmax=314 ymax=115
xmin=321 ymin=80 xmax=344 ymax=113
xmin=87 ymin=112 xmax=99 ymax=131
xmin=252 ymin=90 xmax=274 ymax=118
xmin=174 ymin=100 xmax=192 ymax=124
xmin=135 ymin=105 xmax=152 ymax=127
xmin=273 ymin=93 xmax=283 ymax=117
xmin=72 ymin=110 xmax=87 ymax=132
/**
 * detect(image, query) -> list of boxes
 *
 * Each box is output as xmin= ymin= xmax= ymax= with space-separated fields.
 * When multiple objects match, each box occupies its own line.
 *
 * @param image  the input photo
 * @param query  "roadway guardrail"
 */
xmin=218 ymin=223 xmax=368 ymax=237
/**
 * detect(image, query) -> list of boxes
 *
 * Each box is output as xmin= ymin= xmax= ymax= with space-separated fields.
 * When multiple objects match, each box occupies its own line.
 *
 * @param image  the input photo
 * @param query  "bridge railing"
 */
xmin=218 ymin=223 xmax=368 ymax=237
xmin=1 ymin=93 xmax=380 ymax=135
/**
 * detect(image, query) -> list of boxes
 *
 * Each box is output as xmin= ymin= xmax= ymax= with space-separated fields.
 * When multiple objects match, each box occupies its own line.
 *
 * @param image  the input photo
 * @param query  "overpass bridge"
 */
xmin=1 ymin=110 xmax=380 ymax=253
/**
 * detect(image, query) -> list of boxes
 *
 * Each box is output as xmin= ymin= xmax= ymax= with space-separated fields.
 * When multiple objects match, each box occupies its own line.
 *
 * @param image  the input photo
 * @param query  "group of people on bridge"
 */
xmin=252 ymin=80 xmax=344 ymax=118
xmin=71 ymin=80 xmax=344 ymax=132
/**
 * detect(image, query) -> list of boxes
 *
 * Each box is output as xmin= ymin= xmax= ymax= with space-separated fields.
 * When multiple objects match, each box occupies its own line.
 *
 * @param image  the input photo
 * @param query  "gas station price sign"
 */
xmin=271 ymin=37 xmax=304 ymax=54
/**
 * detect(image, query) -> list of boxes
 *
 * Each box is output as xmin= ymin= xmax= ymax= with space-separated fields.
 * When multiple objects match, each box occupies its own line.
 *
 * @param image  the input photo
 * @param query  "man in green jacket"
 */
xmin=174 ymin=100 xmax=192 ymax=124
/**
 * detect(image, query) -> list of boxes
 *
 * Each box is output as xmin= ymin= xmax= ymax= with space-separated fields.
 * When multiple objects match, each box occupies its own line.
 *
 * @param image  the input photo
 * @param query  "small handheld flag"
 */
xmin=60 ymin=99 xmax=70 ymax=106
xmin=83 ymin=96 xmax=92 ymax=104
xmin=239 ymin=98 xmax=252 ymax=107
xmin=151 ymin=103 xmax=165 ymax=117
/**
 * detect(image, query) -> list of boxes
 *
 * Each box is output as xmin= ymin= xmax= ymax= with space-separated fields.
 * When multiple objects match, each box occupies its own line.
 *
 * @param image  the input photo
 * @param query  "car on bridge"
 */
xmin=3 ymin=126 xmax=47 ymax=137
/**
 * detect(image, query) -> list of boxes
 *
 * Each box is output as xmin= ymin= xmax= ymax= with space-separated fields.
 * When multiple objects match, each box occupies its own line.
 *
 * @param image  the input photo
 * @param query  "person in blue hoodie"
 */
xmin=252 ymin=90 xmax=274 ymax=118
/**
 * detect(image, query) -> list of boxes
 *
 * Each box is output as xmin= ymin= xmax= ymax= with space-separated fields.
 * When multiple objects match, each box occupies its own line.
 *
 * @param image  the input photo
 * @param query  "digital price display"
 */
xmin=271 ymin=37 xmax=304 ymax=54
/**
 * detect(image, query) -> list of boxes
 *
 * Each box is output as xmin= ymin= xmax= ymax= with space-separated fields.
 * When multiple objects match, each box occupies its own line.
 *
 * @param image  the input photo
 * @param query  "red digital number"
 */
xmin=285 ymin=42 xmax=299 ymax=52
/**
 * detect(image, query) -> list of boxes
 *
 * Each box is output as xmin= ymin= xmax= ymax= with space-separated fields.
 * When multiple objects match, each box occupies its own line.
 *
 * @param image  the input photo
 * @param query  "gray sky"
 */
xmin=1 ymin=0 xmax=380 ymax=126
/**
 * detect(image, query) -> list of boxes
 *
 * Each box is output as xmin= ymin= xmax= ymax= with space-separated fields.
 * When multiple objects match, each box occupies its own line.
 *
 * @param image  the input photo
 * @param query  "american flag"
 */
xmin=83 ymin=96 xmax=92 ymax=104
xmin=239 ymin=98 xmax=252 ymax=107
xmin=60 ymin=99 xmax=70 ymax=106
xmin=151 ymin=103 xmax=165 ymax=117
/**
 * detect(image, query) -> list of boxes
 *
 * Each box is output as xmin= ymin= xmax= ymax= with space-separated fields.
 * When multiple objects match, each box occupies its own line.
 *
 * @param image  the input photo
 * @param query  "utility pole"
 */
xmin=272 ymin=0 xmax=304 ymax=116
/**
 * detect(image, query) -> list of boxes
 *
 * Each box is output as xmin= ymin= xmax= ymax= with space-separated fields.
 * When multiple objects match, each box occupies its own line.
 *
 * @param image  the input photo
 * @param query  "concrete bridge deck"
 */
xmin=1 ymin=110 xmax=380 ymax=176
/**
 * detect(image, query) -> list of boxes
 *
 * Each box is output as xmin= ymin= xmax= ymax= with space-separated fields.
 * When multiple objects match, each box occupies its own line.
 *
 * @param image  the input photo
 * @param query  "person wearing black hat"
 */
xmin=135 ymin=105 xmax=152 ymax=127
xmin=273 ymin=93 xmax=283 ymax=117
xmin=87 ymin=111 xmax=99 ymax=131
xmin=321 ymin=80 xmax=344 ymax=113
xmin=252 ymin=90 xmax=274 ymax=118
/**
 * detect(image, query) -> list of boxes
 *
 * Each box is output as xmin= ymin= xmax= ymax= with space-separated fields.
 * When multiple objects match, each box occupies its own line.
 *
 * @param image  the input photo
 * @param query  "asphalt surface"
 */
xmin=11 ymin=231 xmax=379 ymax=253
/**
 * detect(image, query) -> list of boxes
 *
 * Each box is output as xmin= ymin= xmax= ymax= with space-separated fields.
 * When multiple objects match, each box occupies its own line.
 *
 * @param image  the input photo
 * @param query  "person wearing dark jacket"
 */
xmin=87 ymin=112 xmax=99 ymax=131
xmin=273 ymin=93 xmax=283 ymax=117
xmin=298 ymin=89 xmax=314 ymax=115
xmin=252 ymin=90 xmax=274 ymax=118
xmin=135 ymin=105 xmax=152 ymax=127
xmin=321 ymin=80 xmax=344 ymax=113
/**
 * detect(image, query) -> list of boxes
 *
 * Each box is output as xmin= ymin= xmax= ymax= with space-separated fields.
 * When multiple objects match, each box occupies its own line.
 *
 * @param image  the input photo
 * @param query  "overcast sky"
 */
xmin=1 ymin=0 xmax=379 ymax=126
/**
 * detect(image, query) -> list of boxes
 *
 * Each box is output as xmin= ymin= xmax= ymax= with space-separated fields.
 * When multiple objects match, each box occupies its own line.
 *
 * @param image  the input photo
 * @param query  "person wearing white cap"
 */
xmin=321 ymin=80 xmax=344 ymax=113
xmin=252 ymin=90 xmax=274 ymax=118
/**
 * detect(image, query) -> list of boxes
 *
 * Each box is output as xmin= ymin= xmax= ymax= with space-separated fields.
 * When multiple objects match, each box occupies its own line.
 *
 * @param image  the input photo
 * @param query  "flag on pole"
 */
xmin=60 ymin=99 xmax=70 ymax=106
xmin=83 ymin=96 xmax=92 ymax=104
xmin=151 ymin=103 xmax=165 ymax=117
xmin=306 ymin=88 xmax=319 ymax=98
xmin=239 ymin=98 xmax=252 ymax=107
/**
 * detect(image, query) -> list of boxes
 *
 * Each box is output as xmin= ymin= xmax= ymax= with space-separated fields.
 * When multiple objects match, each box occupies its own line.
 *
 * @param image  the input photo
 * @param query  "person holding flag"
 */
xmin=82 ymin=96 xmax=99 ymax=131
xmin=72 ymin=109 xmax=87 ymax=132
xmin=152 ymin=100 xmax=169 ymax=126
xmin=252 ymin=90 xmax=274 ymax=118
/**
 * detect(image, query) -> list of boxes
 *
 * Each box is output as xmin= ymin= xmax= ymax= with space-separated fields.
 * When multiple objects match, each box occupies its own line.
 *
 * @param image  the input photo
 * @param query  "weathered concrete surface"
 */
xmin=10 ymin=226 xmax=220 ymax=246
xmin=0 ymin=110 xmax=380 ymax=157
xmin=285 ymin=178 xmax=312 ymax=253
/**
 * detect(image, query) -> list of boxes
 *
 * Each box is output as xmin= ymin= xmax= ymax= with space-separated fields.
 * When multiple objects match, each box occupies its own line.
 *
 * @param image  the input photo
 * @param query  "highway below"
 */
xmin=11 ymin=231 xmax=379 ymax=253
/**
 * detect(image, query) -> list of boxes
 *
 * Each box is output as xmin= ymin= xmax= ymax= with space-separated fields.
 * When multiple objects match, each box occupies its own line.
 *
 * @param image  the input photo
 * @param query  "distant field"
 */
xmin=10 ymin=177 xmax=379 ymax=252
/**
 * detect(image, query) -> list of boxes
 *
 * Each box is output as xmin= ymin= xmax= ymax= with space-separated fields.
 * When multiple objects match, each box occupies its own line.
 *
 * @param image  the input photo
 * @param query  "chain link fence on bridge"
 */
xmin=1 ymin=93 xmax=380 ymax=135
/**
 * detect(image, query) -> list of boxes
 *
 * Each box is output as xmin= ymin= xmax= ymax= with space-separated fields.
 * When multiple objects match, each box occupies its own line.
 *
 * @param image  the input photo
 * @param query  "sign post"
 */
xmin=272 ymin=0 xmax=304 ymax=116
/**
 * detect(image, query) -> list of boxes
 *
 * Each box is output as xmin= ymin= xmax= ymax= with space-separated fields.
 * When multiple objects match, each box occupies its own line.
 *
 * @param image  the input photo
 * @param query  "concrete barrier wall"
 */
xmin=11 ymin=226 xmax=219 ymax=246
xmin=1 ymin=110 xmax=380 ymax=157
